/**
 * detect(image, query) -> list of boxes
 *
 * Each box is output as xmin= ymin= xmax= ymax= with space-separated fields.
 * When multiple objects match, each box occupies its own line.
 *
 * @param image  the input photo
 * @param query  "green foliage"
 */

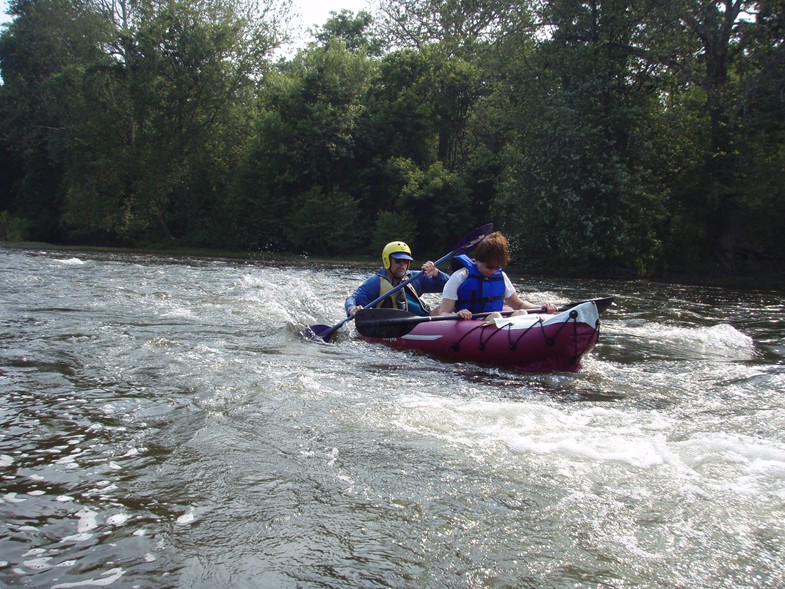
xmin=359 ymin=50 xmax=438 ymax=168
xmin=0 ymin=0 xmax=276 ymax=245
xmin=0 ymin=210 xmax=31 ymax=241
xmin=1 ymin=0 xmax=784 ymax=279
xmin=313 ymin=9 xmax=384 ymax=55
xmin=395 ymin=158 xmax=473 ymax=254
xmin=285 ymin=186 xmax=361 ymax=255
xmin=226 ymin=40 xmax=375 ymax=252
xmin=487 ymin=0 xmax=673 ymax=274
xmin=371 ymin=210 xmax=418 ymax=258
xmin=631 ymin=0 xmax=783 ymax=271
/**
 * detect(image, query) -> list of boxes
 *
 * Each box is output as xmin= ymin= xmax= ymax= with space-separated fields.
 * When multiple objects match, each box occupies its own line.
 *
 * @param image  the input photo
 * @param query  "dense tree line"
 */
xmin=1 ymin=0 xmax=783 ymax=278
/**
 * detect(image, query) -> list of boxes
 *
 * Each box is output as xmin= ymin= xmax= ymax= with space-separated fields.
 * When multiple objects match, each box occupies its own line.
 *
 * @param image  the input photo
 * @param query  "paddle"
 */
xmin=306 ymin=223 xmax=494 ymax=342
xmin=354 ymin=297 xmax=615 ymax=339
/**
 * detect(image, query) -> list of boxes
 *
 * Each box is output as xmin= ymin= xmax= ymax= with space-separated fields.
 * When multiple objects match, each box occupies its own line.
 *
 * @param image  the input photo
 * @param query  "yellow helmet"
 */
xmin=382 ymin=241 xmax=413 ymax=270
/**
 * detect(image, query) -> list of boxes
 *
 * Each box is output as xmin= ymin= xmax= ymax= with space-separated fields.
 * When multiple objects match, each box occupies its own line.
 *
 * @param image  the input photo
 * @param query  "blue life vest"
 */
xmin=453 ymin=255 xmax=506 ymax=313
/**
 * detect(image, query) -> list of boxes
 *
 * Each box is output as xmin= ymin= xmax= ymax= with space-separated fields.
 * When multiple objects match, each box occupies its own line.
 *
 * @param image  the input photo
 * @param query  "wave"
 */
xmin=607 ymin=322 xmax=755 ymax=361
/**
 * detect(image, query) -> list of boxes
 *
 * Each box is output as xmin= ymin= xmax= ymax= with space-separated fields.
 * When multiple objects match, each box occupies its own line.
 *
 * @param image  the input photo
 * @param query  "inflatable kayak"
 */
xmin=354 ymin=298 xmax=610 ymax=372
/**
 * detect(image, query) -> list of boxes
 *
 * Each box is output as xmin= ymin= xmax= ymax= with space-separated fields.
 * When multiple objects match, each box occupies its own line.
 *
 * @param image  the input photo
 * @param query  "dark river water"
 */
xmin=1 ymin=247 xmax=783 ymax=588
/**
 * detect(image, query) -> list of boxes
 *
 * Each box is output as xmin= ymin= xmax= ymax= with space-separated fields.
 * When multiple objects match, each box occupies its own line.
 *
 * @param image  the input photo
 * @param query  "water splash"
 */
xmin=611 ymin=322 xmax=755 ymax=361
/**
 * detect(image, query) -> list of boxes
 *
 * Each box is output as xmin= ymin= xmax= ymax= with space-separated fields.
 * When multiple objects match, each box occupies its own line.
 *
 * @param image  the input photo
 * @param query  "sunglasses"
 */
xmin=393 ymin=258 xmax=410 ymax=264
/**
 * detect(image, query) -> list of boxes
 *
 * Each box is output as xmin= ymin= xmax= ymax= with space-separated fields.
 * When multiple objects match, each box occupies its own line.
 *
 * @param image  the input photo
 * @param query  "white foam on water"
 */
xmin=3 ymin=492 xmax=26 ymax=503
xmin=391 ymin=393 xmax=686 ymax=473
xmin=390 ymin=390 xmax=785 ymax=507
xmin=163 ymin=307 xmax=197 ymax=320
xmin=51 ymin=567 xmax=124 ymax=588
xmin=0 ymin=454 xmax=14 ymax=467
xmin=673 ymin=431 xmax=785 ymax=497
xmin=176 ymin=508 xmax=196 ymax=525
xmin=54 ymin=258 xmax=86 ymax=266
xmin=611 ymin=321 xmax=755 ymax=361
xmin=238 ymin=269 xmax=333 ymax=325
xmin=76 ymin=508 xmax=98 ymax=533
xmin=22 ymin=557 xmax=52 ymax=570
xmin=105 ymin=513 xmax=129 ymax=527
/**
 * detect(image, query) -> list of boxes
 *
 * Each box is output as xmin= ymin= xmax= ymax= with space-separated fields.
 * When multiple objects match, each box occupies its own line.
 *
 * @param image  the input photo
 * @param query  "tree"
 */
xmin=312 ymin=9 xmax=385 ymax=55
xmin=227 ymin=40 xmax=374 ymax=252
xmin=93 ymin=0 xmax=285 ymax=243
xmin=372 ymin=0 xmax=532 ymax=50
xmin=491 ymin=0 xmax=667 ymax=273
xmin=640 ymin=0 xmax=785 ymax=270
xmin=0 ymin=0 xmax=111 ymax=240
xmin=0 ymin=0 xmax=289 ymax=244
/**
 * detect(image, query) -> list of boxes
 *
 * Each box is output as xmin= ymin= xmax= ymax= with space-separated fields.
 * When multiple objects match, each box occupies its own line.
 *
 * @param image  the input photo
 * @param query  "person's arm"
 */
xmin=506 ymin=291 xmax=541 ymax=310
xmin=344 ymin=275 xmax=380 ymax=316
xmin=431 ymin=271 xmax=472 ymax=319
xmin=507 ymin=294 xmax=557 ymax=313
xmin=411 ymin=261 xmax=450 ymax=293
xmin=433 ymin=297 xmax=474 ymax=319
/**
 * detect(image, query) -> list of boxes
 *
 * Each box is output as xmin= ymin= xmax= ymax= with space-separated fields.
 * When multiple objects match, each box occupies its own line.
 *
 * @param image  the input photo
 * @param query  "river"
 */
xmin=1 ymin=246 xmax=783 ymax=588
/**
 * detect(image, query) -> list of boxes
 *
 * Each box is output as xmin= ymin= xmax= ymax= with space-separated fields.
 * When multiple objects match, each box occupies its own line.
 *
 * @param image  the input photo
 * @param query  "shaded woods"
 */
xmin=1 ymin=0 xmax=783 ymax=282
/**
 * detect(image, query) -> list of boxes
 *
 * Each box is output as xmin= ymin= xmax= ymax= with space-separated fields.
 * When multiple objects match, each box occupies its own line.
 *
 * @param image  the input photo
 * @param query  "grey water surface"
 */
xmin=1 ymin=247 xmax=783 ymax=588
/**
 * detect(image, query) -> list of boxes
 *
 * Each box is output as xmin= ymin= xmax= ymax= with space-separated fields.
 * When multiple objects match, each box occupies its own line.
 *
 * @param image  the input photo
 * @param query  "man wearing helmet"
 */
xmin=344 ymin=241 xmax=449 ymax=317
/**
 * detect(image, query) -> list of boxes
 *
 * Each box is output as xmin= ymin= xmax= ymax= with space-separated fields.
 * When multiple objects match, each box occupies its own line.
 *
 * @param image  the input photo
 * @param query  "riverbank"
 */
xmin=3 ymin=240 xmax=784 ymax=292
xmin=0 ymin=240 xmax=375 ymax=267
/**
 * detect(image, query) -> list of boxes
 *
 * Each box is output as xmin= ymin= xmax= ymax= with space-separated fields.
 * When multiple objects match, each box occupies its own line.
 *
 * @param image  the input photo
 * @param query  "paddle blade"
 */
xmin=355 ymin=308 xmax=427 ymax=338
xmin=452 ymin=223 xmax=493 ymax=257
xmin=356 ymin=322 xmax=419 ymax=339
xmin=355 ymin=308 xmax=414 ymax=323
xmin=304 ymin=323 xmax=339 ymax=342
xmin=305 ymin=314 xmax=356 ymax=342
xmin=556 ymin=297 xmax=614 ymax=315
xmin=593 ymin=296 xmax=614 ymax=314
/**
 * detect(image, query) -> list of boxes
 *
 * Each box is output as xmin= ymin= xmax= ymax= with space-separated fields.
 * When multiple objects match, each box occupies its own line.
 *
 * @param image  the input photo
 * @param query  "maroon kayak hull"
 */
xmin=358 ymin=301 xmax=602 ymax=372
